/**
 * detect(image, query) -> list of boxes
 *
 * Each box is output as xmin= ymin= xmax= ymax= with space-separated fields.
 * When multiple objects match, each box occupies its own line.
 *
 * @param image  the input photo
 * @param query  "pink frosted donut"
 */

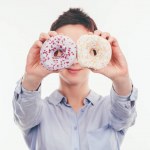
xmin=40 ymin=35 xmax=77 ymax=70
xmin=77 ymin=35 xmax=112 ymax=70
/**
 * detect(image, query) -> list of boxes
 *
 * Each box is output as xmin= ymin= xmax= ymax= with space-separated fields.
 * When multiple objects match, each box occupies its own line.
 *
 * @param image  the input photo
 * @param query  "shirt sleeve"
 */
xmin=12 ymin=78 xmax=43 ymax=131
xmin=109 ymin=85 xmax=138 ymax=131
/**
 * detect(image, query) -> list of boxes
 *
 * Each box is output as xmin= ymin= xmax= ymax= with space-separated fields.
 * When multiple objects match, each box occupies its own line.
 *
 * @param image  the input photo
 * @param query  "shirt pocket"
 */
xmin=87 ymin=124 xmax=120 ymax=150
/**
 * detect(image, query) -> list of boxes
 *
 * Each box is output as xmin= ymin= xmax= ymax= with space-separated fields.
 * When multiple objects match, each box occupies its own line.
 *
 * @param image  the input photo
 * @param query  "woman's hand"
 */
xmin=91 ymin=30 xmax=132 ymax=95
xmin=22 ymin=31 xmax=58 ymax=90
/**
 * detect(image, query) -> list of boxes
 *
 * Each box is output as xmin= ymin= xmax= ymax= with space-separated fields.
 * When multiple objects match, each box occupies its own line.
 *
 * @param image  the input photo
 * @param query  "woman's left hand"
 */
xmin=90 ymin=30 xmax=129 ymax=82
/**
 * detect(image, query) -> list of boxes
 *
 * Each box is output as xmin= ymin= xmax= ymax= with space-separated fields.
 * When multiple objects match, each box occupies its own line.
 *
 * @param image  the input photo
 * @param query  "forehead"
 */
xmin=56 ymin=24 xmax=89 ymax=42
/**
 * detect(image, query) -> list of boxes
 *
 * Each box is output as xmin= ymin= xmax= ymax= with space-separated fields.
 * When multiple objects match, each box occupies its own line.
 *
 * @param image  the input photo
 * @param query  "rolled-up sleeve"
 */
xmin=109 ymin=85 xmax=138 ymax=131
xmin=12 ymin=79 xmax=43 ymax=131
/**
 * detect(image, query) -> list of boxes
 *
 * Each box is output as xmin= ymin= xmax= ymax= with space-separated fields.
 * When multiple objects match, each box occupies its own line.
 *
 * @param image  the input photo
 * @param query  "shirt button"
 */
xmin=74 ymin=126 xmax=77 ymax=130
xmin=81 ymin=109 xmax=84 ymax=112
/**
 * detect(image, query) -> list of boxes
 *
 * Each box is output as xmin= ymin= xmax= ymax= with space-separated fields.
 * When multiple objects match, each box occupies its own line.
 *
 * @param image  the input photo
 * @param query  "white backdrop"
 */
xmin=0 ymin=0 xmax=150 ymax=149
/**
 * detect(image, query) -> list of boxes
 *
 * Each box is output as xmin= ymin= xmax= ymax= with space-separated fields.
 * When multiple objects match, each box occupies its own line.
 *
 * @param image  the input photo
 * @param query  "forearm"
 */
xmin=110 ymin=85 xmax=138 ymax=131
xmin=22 ymin=73 xmax=43 ymax=91
xmin=112 ymin=75 xmax=132 ymax=96
xmin=13 ymin=79 xmax=43 ymax=130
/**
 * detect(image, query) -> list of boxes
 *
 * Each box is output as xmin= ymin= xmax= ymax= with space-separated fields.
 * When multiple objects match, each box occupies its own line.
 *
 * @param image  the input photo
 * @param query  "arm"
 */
xmin=22 ymin=31 xmax=58 ymax=91
xmin=13 ymin=79 xmax=43 ymax=131
xmin=13 ymin=31 xmax=58 ymax=131
xmin=92 ymin=30 xmax=138 ymax=131
xmin=109 ymin=85 xmax=137 ymax=131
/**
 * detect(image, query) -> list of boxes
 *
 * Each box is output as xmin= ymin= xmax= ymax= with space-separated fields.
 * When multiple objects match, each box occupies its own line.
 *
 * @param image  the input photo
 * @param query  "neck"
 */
xmin=59 ymin=79 xmax=90 ymax=112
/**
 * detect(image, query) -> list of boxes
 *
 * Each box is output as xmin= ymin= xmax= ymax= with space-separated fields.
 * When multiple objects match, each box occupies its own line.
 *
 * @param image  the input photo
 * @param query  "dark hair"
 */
xmin=50 ymin=8 xmax=97 ymax=32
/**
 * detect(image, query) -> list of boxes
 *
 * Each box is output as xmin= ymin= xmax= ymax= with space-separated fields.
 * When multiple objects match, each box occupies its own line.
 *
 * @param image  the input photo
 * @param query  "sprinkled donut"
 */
xmin=40 ymin=35 xmax=77 ymax=70
xmin=77 ymin=35 xmax=112 ymax=70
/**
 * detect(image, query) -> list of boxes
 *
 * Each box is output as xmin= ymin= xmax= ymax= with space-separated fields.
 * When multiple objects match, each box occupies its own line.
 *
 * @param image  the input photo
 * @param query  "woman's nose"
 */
xmin=73 ymin=57 xmax=78 ymax=64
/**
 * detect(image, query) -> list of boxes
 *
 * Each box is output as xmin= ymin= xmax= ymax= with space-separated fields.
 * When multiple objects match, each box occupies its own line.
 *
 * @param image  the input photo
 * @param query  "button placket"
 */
xmin=72 ymin=111 xmax=80 ymax=150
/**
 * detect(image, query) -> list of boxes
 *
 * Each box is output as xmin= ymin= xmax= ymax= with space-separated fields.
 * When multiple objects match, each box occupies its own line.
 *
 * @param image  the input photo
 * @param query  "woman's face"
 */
xmin=56 ymin=24 xmax=91 ymax=86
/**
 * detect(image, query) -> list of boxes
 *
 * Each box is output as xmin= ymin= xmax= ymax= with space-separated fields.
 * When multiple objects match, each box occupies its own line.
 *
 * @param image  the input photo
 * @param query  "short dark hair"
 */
xmin=50 ymin=8 xmax=97 ymax=32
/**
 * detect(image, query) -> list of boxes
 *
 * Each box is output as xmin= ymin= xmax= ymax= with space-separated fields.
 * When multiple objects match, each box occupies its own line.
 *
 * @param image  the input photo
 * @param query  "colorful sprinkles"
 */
xmin=40 ymin=35 xmax=77 ymax=70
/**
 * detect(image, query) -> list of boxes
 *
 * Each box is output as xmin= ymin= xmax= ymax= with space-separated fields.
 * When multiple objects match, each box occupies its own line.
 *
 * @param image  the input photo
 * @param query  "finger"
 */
xmin=94 ymin=30 xmax=102 ymax=36
xmin=107 ymin=37 xmax=124 ymax=62
xmin=88 ymin=32 xmax=93 ymax=35
xmin=39 ymin=32 xmax=50 ymax=43
xmin=101 ymin=32 xmax=110 ymax=40
xmin=31 ymin=40 xmax=43 ymax=49
xmin=58 ymin=33 xmax=64 ymax=35
xmin=42 ymin=67 xmax=59 ymax=74
xmin=108 ymin=36 xmax=119 ymax=47
xmin=90 ymin=68 xmax=101 ymax=74
xmin=28 ymin=40 xmax=42 ymax=60
xmin=48 ymin=31 xmax=57 ymax=37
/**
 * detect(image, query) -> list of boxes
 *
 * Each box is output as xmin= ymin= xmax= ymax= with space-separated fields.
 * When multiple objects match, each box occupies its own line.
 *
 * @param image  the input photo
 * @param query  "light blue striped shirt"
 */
xmin=13 ymin=80 xmax=137 ymax=150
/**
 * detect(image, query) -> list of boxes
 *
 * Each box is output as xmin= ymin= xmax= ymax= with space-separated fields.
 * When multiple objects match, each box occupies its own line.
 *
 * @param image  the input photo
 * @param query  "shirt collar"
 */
xmin=48 ymin=90 xmax=65 ymax=105
xmin=86 ymin=90 xmax=101 ymax=105
xmin=48 ymin=90 xmax=101 ymax=106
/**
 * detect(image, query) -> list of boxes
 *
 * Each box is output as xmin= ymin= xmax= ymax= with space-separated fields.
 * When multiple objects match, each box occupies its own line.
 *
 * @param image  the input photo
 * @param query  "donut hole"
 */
xmin=90 ymin=49 xmax=97 ymax=56
xmin=54 ymin=50 xmax=62 ymax=58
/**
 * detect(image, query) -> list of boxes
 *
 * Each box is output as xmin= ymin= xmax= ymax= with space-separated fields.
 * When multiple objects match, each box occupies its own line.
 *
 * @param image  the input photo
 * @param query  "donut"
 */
xmin=77 ymin=35 xmax=112 ymax=70
xmin=40 ymin=35 xmax=77 ymax=70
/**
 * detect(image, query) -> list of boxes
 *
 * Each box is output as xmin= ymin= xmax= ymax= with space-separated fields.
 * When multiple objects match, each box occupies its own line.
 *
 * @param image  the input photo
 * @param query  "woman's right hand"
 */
xmin=22 ymin=31 xmax=58 ymax=91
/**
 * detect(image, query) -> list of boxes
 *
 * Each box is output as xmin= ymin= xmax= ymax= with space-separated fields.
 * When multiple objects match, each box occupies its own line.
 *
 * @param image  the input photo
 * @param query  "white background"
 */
xmin=0 ymin=0 xmax=150 ymax=149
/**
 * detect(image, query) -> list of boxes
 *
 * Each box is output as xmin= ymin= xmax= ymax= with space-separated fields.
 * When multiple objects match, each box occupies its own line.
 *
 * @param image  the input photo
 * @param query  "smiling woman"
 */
xmin=11 ymin=7 xmax=138 ymax=150
xmin=4 ymin=0 xmax=150 ymax=149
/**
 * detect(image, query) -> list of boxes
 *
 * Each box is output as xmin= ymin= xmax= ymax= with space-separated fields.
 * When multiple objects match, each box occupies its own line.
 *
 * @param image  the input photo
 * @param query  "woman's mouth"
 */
xmin=67 ymin=68 xmax=82 ymax=73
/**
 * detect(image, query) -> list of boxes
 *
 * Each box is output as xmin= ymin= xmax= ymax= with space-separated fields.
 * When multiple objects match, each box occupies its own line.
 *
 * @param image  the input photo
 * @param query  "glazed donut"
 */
xmin=40 ymin=35 xmax=77 ymax=70
xmin=77 ymin=35 xmax=112 ymax=70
